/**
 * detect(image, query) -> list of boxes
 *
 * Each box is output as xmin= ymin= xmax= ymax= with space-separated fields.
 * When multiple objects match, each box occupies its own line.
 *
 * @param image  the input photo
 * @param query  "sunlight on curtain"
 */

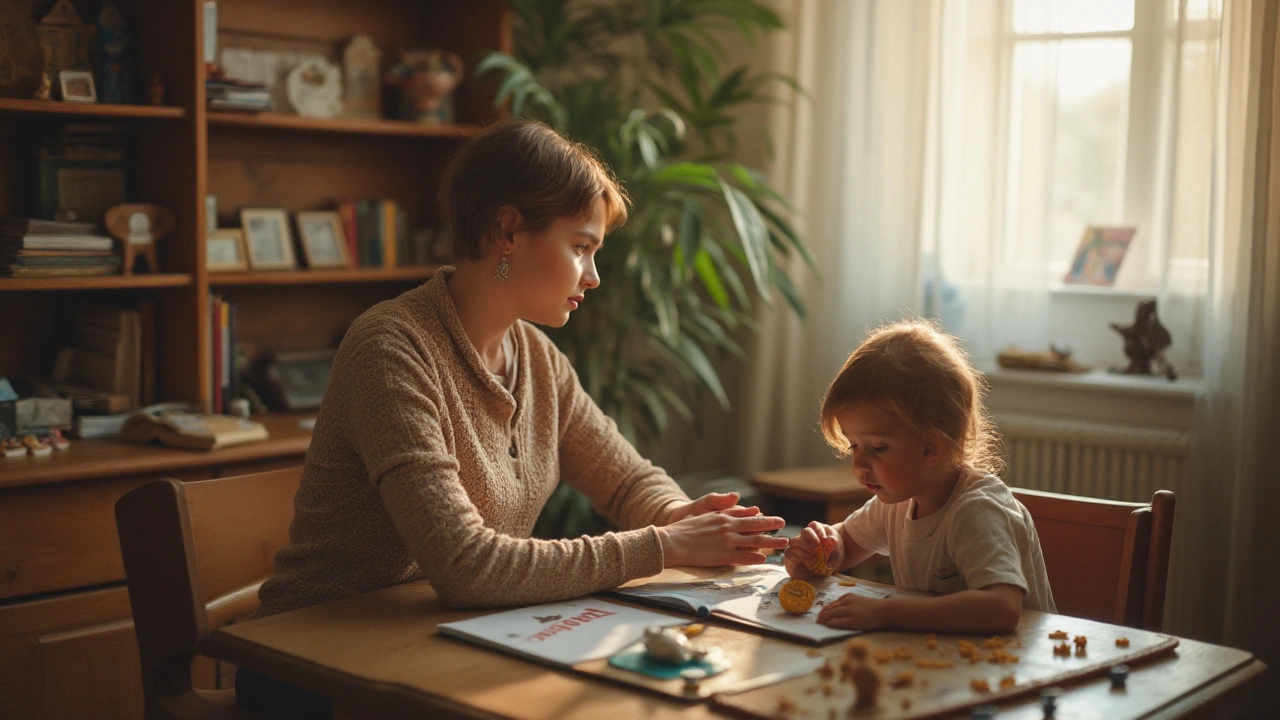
xmin=921 ymin=0 xmax=1219 ymax=372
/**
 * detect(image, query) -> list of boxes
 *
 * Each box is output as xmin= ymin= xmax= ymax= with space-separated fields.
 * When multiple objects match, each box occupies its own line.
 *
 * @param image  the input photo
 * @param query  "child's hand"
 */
xmin=816 ymin=593 xmax=891 ymax=630
xmin=783 ymin=521 xmax=843 ymax=580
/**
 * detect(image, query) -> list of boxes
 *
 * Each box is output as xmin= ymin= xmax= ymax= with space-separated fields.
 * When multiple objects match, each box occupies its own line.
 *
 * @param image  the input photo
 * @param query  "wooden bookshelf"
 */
xmin=207 ymin=111 xmax=479 ymax=138
xmin=208 ymin=265 xmax=439 ymax=286
xmin=0 ymin=97 xmax=186 ymax=119
xmin=0 ymin=2 xmax=510 ymax=717
xmin=0 ymin=273 xmax=193 ymax=291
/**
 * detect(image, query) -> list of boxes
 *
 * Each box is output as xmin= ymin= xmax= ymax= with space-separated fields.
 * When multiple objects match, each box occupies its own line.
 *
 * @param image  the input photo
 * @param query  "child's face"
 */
xmin=835 ymin=403 xmax=950 ymax=510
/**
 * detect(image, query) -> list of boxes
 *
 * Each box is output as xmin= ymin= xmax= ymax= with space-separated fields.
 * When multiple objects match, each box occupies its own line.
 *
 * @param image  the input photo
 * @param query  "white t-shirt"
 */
xmin=844 ymin=472 xmax=1057 ymax=612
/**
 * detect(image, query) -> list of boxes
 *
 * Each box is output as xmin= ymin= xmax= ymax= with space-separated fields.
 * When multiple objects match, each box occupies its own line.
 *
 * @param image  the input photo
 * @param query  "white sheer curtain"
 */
xmin=733 ymin=0 xmax=934 ymax=474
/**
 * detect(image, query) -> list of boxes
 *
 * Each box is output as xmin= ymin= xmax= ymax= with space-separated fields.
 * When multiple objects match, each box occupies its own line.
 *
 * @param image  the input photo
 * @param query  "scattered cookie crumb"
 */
xmin=1000 ymin=674 xmax=1016 ymax=689
xmin=893 ymin=644 xmax=914 ymax=661
xmin=816 ymin=661 xmax=834 ymax=679
xmin=806 ymin=648 xmax=823 ymax=657
xmin=1049 ymin=630 xmax=1069 ymax=640
xmin=873 ymin=649 xmax=894 ymax=664
xmin=925 ymin=633 xmax=938 ymax=650
xmin=902 ymin=697 xmax=912 ymax=709
xmin=851 ymin=664 xmax=882 ymax=709
xmin=1053 ymin=642 xmax=1072 ymax=656
xmin=915 ymin=659 xmax=955 ymax=669
xmin=777 ymin=695 xmax=797 ymax=713
xmin=821 ymin=683 xmax=834 ymax=696
xmin=1116 ymin=637 xmax=1131 ymax=647
xmin=987 ymin=649 xmax=1020 ymax=664
xmin=889 ymin=670 xmax=915 ymax=688
xmin=844 ymin=638 xmax=871 ymax=661
xmin=682 ymin=623 xmax=705 ymax=637
xmin=970 ymin=678 xmax=991 ymax=693
xmin=957 ymin=640 xmax=977 ymax=659
xmin=838 ymin=579 xmax=858 ymax=586
xmin=981 ymin=637 xmax=1006 ymax=649
xmin=1073 ymin=635 xmax=1088 ymax=649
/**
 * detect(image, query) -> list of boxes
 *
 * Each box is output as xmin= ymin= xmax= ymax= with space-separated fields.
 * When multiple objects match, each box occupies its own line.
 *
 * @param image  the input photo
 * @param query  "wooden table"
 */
xmin=203 ymin=573 xmax=1266 ymax=720
xmin=750 ymin=463 xmax=872 ymax=524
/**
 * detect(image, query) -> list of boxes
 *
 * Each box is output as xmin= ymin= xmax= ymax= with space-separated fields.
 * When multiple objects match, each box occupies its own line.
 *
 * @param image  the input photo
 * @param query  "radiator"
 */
xmin=994 ymin=413 xmax=1191 ymax=502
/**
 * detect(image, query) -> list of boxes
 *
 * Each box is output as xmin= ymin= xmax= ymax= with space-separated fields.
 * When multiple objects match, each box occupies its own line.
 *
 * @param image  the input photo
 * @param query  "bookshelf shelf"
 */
xmin=0 ymin=98 xmax=186 ymax=120
xmin=208 ymin=266 xmax=440 ymax=286
xmin=207 ymin=112 xmax=480 ymax=139
xmin=0 ymin=273 xmax=193 ymax=291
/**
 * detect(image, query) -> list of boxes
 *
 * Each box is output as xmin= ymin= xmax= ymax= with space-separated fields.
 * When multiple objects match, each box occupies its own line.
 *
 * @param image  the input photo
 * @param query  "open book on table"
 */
xmin=437 ymin=598 xmax=687 ymax=667
xmin=608 ymin=564 xmax=928 ymax=644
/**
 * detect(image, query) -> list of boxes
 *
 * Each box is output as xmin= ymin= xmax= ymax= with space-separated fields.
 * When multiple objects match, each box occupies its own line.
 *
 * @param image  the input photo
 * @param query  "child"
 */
xmin=784 ymin=320 xmax=1055 ymax=634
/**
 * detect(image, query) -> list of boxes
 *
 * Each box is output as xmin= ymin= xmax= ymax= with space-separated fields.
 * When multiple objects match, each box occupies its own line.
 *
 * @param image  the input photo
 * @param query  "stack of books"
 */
xmin=206 ymin=78 xmax=273 ymax=112
xmin=0 ymin=218 xmax=120 ymax=277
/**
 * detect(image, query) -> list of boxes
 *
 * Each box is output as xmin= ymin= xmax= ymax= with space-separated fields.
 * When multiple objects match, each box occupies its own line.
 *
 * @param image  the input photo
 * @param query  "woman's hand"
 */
xmin=656 ymin=509 xmax=787 ymax=567
xmin=816 ymin=593 xmax=892 ymax=630
xmin=783 ymin=521 xmax=845 ymax=580
xmin=666 ymin=492 xmax=755 ymax=524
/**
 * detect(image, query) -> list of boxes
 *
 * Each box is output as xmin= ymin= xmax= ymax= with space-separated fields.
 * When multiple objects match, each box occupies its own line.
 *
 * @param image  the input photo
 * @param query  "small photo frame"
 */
xmin=59 ymin=70 xmax=97 ymax=103
xmin=295 ymin=211 xmax=351 ymax=268
xmin=240 ymin=208 xmax=297 ymax=270
xmin=206 ymin=228 xmax=248 ymax=272
xmin=1063 ymin=226 xmax=1137 ymax=286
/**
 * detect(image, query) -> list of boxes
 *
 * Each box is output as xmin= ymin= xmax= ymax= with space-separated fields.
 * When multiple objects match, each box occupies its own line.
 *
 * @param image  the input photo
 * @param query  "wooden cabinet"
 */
xmin=0 ymin=3 xmax=509 ymax=716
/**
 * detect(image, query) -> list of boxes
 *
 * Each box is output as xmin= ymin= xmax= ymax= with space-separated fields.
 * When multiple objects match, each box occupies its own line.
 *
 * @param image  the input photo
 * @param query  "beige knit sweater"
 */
xmin=255 ymin=268 xmax=689 ymax=615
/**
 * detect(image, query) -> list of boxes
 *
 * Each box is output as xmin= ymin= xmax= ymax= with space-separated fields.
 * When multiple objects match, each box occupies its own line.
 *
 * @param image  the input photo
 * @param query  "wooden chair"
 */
xmin=1012 ymin=487 xmax=1175 ymax=631
xmin=116 ymin=467 xmax=302 ymax=720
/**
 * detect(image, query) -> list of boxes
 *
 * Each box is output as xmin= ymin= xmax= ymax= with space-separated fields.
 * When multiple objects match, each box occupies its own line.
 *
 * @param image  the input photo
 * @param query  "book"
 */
xmin=0 ymin=265 xmax=117 ymax=277
xmin=437 ymin=598 xmax=687 ymax=667
xmin=0 ymin=218 xmax=99 ymax=234
xmin=0 ymin=235 xmax=114 ymax=251
xmin=120 ymin=411 xmax=268 ymax=451
xmin=608 ymin=565 xmax=928 ymax=644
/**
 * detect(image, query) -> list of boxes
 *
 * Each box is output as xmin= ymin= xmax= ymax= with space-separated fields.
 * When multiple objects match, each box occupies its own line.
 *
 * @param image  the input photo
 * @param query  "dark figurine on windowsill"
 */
xmin=1111 ymin=298 xmax=1177 ymax=381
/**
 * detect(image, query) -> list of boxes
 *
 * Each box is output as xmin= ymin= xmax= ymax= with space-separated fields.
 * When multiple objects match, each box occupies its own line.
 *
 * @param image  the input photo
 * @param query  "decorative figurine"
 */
xmin=44 ymin=427 xmax=70 ymax=450
xmin=641 ymin=626 xmax=707 ymax=665
xmin=286 ymin=56 xmax=342 ymax=118
xmin=148 ymin=72 xmax=164 ymax=105
xmin=33 ymin=72 xmax=52 ymax=100
xmin=105 ymin=203 xmax=175 ymax=275
xmin=1110 ymin=299 xmax=1177 ymax=380
xmin=342 ymin=34 xmax=381 ymax=119
xmin=22 ymin=434 xmax=51 ymax=456
xmin=384 ymin=49 xmax=463 ymax=123
xmin=96 ymin=1 xmax=135 ymax=103
xmin=2 ymin=436 xmax=25 ymax=458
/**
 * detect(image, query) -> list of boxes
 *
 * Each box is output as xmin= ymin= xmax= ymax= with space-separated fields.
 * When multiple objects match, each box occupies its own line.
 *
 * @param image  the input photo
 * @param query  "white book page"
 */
xmin=610 ymin=565 xmax=784 ymax=616
xmin=438 ymin=598 xmax=687 ymax=666
xmin=712 ymin=572 xmax=906 ymax=643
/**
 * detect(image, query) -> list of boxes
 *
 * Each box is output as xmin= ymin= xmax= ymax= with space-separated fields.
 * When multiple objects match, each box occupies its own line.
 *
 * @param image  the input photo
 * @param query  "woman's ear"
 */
xmin=494 ymin=206 xmax=523 ymax=249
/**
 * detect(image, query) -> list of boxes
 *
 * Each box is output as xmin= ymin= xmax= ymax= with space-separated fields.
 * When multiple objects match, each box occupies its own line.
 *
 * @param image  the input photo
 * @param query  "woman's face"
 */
xmin=506 ymin=197 xmax=606 ymax=327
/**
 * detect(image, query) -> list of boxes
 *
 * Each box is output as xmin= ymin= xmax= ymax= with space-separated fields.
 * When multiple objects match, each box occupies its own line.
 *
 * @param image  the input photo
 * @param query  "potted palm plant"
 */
xmin=478 ymin=0 xmax=813 ymax=535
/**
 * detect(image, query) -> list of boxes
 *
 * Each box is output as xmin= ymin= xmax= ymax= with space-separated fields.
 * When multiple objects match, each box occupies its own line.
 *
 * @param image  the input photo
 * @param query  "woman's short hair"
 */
xmin=440 ymin=120 xmax=628 ymax=261
xmin=818 ymin=319 xmax=1004 ymax=475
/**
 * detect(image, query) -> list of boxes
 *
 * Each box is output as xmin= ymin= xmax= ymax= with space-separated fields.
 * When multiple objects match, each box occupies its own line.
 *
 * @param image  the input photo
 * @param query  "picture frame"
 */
xmin=294 ymin=211 xmax=351 ymax=268
xmin=206 ymin=228 xmax=248 ymax=272
xmin=240 ymin=208 xmax=297 ymax=270
xmin=1063 ymin=226 xmax=1137 ymax=286
xmin=58 ymin=69 xmax=96 ymax=103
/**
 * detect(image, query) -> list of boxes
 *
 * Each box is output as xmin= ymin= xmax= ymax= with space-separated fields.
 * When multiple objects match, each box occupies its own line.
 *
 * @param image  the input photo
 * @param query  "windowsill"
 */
xmin=978 ymin=364 xmax=1200 ymax=430
xmin=979 ymin=364 xmax=1202 ymax=399
xmin=1048 ymin=283 xmax=1163 ymax=299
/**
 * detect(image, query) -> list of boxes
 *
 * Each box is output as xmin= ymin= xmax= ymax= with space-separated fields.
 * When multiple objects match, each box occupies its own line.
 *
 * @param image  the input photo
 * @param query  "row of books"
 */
xmin=208 ymin=294 xmax=239 ymax=415
xmin=51 ymin=301 xmax=157 ymax=416
xmin=333 ymin=198 xmax=442 ymax=268
xmin=0 ymin=217 xmax=119 ymax=277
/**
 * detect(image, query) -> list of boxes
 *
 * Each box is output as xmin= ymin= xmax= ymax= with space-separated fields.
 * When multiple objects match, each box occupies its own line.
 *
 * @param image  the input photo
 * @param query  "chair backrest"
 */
xmin=116 ymin=467 xmax=301 ymax=716
xmin=1012 ymin=487 xmax=1174 ymax=631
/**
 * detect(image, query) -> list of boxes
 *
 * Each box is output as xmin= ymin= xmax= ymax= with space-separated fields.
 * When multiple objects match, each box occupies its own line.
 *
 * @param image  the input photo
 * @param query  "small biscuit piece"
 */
xmin=838 ymin=579 xmax=858 ymax=586
xmin=925 ymin=633 xmax=938 ymax=650
xmin=970 ymin=678 xmax=991 ymax=693
xmin=889 ymin=670 xmax=915 ymax=688
xmin=851 ymin=664 xmax=882 ymax=709
xmin=915 ymin=659 xmax=955 ymax=669
xmin=806 ymin=537 xmax=839 ymax=576
xmin=958 ymin=640 xmax=977 ymax=658
xmin=1049 ymin=630 xmax=1069 ymax=640
xmin=873 ymin=649 xmax=895 ymax=665
xmin=779 ymin=579 xmax=816 ymax=615
xmin=1074 ymin=635 xmax=1088 ymax=648
xmin=806 ymin=648 xmax=823 ymax=657
xmin=843 ymin=638 xmax=872 ymax=661
xmin=681 ymin=623 xmax=705 ymax=637
xmin=1116 ymin=637 xmax=1131 ymax=647
xmin=999 ymin=675 xmax=1016 ymax=689
xmin=1053 ymin=642 xmax=1072 ymax=656
xmin=777 ymin=696 xmax=797 ymax=713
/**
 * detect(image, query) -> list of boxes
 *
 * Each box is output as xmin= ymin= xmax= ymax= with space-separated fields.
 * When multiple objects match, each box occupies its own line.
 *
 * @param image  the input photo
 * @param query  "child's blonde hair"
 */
xmin=818 ymin=319 xmax=1004 ymax=475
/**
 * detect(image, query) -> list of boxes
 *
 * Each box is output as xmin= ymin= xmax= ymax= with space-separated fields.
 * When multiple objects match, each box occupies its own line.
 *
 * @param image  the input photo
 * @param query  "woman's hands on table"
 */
xmin=658 ymin=492 xmax=787 ymax=567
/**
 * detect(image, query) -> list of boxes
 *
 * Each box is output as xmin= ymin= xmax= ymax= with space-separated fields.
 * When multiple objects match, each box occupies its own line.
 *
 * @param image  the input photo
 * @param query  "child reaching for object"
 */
xmin=784 ymin=319 xmax=1056 ymax=634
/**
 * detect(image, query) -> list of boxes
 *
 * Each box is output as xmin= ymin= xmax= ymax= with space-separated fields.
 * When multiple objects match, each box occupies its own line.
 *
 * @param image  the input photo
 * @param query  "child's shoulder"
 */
xmin=949 ymin=472 xmax=1020 ymax=514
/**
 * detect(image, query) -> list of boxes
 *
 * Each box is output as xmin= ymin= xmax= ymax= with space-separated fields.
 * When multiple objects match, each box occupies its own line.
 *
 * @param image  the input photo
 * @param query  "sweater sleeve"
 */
xmin=548 ymin=344 xmax=689 ymax=530
xmin=341 ymin=323 xmax=671 ymax=609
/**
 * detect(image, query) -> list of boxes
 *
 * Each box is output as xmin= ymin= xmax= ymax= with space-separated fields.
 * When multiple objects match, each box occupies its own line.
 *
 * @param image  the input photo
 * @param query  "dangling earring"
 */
xmin=495 ymin=251 xmax=510 ymax=282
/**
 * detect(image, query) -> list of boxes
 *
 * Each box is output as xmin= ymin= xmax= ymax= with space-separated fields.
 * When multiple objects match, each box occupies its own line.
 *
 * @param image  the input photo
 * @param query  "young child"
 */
xmin=784 ymin=320 xmax=1056 ymax=634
